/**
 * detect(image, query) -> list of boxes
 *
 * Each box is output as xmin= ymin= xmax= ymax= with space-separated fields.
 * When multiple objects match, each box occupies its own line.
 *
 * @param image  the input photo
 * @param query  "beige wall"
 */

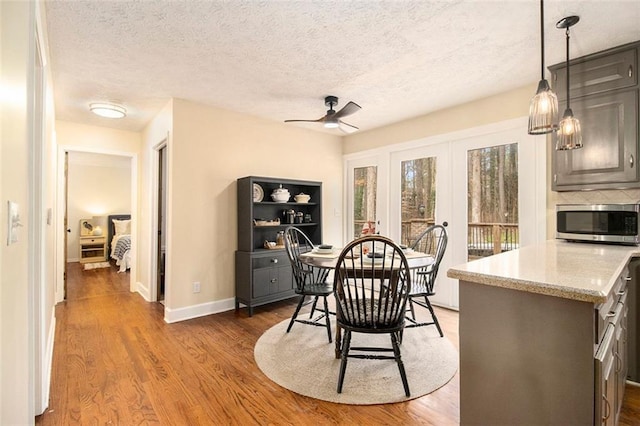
xmin=166 ymin=98 xmax=342 ymax=311
xmin=344 ymin=84 xmax=535 ymax=154
xmin=1 ymin=1 xmax=33 ymax=422
xmin=56 ymin=120 xmax=142 ymax=154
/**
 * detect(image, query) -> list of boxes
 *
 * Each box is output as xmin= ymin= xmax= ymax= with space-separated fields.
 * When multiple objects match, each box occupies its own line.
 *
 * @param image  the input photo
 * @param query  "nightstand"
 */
xmin=79 ymin=236 xmax=107 ymax=263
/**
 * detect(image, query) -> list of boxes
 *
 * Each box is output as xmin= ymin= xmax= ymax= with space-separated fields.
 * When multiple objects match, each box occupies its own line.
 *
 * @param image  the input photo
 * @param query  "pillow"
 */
xmin=112 ymin=219 xmax=131 ymax=235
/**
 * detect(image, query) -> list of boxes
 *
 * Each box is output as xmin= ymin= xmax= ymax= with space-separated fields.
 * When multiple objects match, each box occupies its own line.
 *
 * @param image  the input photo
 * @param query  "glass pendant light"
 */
xmin=528 ymin=0 xmax=558 ymax=135
xmin=556 ymin=16 xmax=582 ymax=150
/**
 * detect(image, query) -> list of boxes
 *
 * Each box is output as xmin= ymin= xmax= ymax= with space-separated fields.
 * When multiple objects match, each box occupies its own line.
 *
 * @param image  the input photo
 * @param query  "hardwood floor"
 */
xmin=37 ymin=263 xmax=639 ymax=425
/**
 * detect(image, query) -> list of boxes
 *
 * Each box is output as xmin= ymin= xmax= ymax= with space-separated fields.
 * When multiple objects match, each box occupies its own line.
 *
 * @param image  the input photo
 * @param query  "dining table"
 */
xmin=299 ymin=248 xmax=435 ymax=358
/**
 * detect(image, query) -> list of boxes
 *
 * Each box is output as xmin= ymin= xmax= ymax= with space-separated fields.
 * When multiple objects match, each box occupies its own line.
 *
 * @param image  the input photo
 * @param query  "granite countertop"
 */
xmin=447 ymin=239 xmax=640 ymax=303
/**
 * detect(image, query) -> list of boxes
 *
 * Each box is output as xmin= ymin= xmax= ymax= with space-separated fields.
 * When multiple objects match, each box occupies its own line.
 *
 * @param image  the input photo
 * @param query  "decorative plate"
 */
xmin=253 ymin=183 xmax=264 ymax=202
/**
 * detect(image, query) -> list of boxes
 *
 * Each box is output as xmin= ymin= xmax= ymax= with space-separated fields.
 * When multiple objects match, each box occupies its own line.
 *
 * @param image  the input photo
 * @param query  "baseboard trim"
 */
xmin=136 ymin=281 xmax=150 ymax=301
xmin=37 ymin=311 xmax=56 ymax=414
xmin=164 ymin=298 xmax=236 ymax=323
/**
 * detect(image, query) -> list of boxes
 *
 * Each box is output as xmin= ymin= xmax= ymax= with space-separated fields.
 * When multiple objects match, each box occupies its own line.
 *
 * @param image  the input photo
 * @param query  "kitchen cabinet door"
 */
xmin=553 ymin=45 xmax=637 ymax=100
xmin=553 ymin=88 xmax=639 ymax=191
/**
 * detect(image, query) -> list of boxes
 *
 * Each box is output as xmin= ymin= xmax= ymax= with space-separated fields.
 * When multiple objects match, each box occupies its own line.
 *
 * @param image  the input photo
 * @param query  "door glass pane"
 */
xmin=467 ymin=143 xmax=519 ymax=260
xmin=400 ymin=157 xmax=436 ymax=247
xmin=353 ymin=166 xmax=377 ymax=239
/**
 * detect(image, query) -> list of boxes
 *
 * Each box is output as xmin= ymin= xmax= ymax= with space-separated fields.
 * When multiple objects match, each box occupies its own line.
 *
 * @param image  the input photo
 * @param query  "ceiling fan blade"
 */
xmin=334 ymin=101 xmax=361 ymax=119
xmin=339 ymin=120 xmax=359 ymax=133
xmin=284 ymin=117 xmax=325 ymax=123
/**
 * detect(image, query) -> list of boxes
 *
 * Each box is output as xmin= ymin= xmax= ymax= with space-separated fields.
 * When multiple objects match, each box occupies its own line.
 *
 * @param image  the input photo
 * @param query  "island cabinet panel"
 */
xmin=235 ymin=176 xmax=322 ymax=316
xmin=550 ymin=41 xmax=640 ymax=191
xmin=458 ymin=263 xmax=630 ymax=426
xmin=459 ymin=282 xmax=595 ymax=425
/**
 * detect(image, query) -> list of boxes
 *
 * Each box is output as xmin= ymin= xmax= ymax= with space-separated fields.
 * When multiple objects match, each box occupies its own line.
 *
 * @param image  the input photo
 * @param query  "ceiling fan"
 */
xmin=285 ymin=96 xmax=361 ymax=133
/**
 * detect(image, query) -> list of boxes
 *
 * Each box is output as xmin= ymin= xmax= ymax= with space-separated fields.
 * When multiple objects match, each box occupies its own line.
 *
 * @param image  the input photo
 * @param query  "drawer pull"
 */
xmin=630 ymin=154 xmax=635 ymax=168
xmin=605 ymin=311 xmax=616 ymax=318
xmin=625 ymin=276 xmax=631 ymax=281
xmin=617 ymin=288 xmax=627 ymax=296
xmin=270 ymin=278 xmax=277 ymax=283
xmin=271 ymin=258 xmax=278 ymax=264
xmin=629 ymin=65 xmax=634 ymax=78
xmin=603 ymin=395 xmax=611 ymax=421
xmin=615 ymin=351 xmax=622 ymax=373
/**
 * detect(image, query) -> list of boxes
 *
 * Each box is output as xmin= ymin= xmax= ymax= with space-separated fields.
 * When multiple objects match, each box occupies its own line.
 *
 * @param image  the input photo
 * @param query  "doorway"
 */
xmin=56 ymin=147 xmax=138 ymax=303
xmin=156 ymin=144 xmax=167 ymax=303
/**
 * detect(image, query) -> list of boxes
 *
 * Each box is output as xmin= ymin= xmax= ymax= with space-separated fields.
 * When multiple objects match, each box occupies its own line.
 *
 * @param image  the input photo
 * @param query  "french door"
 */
xmin=389 ymin=142 xmax=454 ymax=308
xmin=345 ymin=117 xmax=546 ymax=311
xmin=450 ymin=126 xmax=546 ymax=270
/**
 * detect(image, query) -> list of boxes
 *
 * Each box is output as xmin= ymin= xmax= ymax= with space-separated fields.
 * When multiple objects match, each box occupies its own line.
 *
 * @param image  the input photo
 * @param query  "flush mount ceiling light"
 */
xmin=556 ymin=15 xmax=582 ymax=150
xmin=89 ymin=102 xmax=126 ymax=119
xmin=528 ymin=0 xmax=558 ymax=135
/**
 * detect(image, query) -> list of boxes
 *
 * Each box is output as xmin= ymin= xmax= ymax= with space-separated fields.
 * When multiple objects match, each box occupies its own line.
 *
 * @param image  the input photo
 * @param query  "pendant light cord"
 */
xmin=539 ymin=0 xmax=545 ymax=79
xmin=565 ymin=27 xmax=571 ymax=109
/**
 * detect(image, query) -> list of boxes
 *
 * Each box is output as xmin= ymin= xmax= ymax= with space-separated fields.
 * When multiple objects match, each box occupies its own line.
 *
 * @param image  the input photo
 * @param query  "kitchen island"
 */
xmin=448 ymin=239 xmax=637 ymax=426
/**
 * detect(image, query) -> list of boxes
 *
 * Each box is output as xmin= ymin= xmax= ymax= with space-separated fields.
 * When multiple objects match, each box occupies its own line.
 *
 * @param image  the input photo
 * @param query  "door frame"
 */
xmin=149 ymin=137 xmax=169 ymax=303
xmin=55 ymin=146 xmax=138 ymax=302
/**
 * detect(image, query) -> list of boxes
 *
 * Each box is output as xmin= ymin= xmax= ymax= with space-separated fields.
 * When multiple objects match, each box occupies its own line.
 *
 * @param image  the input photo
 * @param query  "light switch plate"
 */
xmin=7 ymin=201 xmax=21 ymax=245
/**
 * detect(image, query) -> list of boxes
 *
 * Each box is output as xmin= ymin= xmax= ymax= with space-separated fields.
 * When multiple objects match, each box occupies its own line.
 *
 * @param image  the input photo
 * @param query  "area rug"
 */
xmin=254 ymin=318 xmax=458 ymax=405
xmin=83 ymin=262 xmax=111 ymax=270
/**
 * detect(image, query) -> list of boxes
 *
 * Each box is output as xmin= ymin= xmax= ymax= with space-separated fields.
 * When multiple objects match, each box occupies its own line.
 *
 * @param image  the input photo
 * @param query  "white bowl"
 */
xmin=294 ymin=193 xmax=311 ymax=203
xmin=271 ymin=193 xmax=290 ymax=202
xmin=315 ymin=247 xmax=333 ymax=254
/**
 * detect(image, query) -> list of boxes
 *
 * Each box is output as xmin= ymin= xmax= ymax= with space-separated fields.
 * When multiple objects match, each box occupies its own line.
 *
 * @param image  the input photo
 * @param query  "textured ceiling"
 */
xmin=44 ymin=0 xmax=640 ymax=134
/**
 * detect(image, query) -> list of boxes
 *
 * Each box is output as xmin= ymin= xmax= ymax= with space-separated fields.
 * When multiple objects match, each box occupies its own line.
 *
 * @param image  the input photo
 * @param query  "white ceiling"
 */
xmin=44 ymin=0 xmax=640 ymax=134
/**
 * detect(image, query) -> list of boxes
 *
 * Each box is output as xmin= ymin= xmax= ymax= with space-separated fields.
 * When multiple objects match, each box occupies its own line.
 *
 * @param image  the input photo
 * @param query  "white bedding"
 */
xmin=111 ymin=234 xmax=131 ymax=273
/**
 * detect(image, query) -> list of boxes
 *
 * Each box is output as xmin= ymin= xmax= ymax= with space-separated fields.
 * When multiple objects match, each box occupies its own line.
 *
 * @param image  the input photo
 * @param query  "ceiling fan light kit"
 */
xmin=528 ymin=0 xmax=559 ymax=135
xmin=555 ymin=15 xmax=583 ymax=150
xmin=90 ymin=102 xmax=126 ymax=119
xmin=285 ymin=95 xmax=361 ymax=133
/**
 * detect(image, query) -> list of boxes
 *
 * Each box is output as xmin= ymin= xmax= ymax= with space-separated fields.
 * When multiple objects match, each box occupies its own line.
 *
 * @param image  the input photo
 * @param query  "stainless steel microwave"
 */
xmin=556 ymin=203 xmax=640 ymax=245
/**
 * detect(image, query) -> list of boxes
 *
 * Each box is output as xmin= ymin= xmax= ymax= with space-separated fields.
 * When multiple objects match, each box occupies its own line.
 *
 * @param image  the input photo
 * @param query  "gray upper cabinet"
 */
xmin=553 ymin=89 xmax=638 ymax=189
xmin=550 ymin=41 xmax=640 ymax=191
xmin=553 ymin=46 xmax=637 ymax=100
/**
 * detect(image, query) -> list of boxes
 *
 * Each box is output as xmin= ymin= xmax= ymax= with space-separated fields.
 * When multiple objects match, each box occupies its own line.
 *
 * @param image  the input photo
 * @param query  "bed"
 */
xmin=108 ymin=214 xmax=131 ymax=272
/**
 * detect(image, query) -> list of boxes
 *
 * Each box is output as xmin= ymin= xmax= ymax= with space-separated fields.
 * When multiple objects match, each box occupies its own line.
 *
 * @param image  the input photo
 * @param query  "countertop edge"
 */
xmin=447 ymin=269 xmax=606 ymax=303
xmin=446 ymin=240 xmax=640 ymax=304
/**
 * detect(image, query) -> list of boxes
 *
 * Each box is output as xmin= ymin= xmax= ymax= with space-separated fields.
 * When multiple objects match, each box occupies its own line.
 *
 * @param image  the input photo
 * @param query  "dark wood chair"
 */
xmin=405 ymin=223 xmax=448 ymax=337
xmin=283 ymin=226 xmax=333 ymax=343
xmin=333 ymin=235 xmax=411 ymax=396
